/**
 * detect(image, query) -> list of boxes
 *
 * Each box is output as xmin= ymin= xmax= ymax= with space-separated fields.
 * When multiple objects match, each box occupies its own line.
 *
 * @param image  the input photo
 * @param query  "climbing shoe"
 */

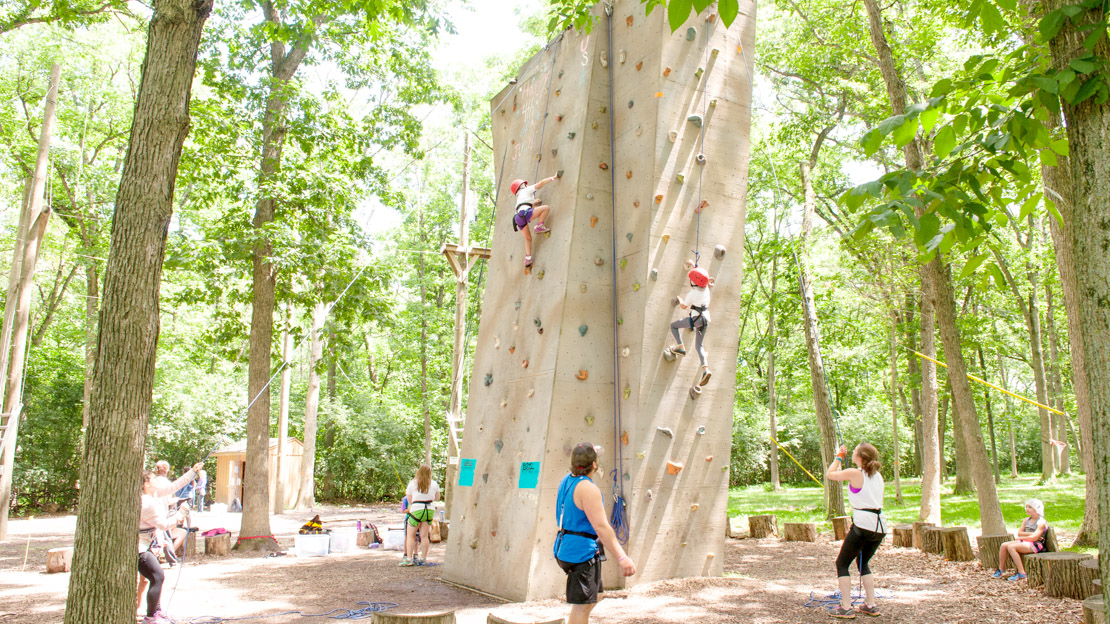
xmin=671 ymin=346 xmax=686 ymax=356
xmin=413 ymin=556 xmax=424 ymax=566
xmin=533 ymin=223 xmax=550 ymax=234
xmin=524 ymin=255 xmax=533 ymax=267
xmin=398 ymin=557 xmax=415 ymax=567
xmin=699 ymin=369 xmax=712 ymax=386
xmin=858 ymin=604 xmax=880 ymax=617
xmin=1006 ymin=572 xmax=1026 ymax=581
xmin=828 ymin=606 xmax=855 ymax=619
xmin=991 ymin=569 xmax=1004 ymax=578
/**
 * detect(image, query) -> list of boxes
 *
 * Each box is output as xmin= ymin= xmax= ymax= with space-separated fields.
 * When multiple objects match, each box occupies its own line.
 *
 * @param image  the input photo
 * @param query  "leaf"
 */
xmin=959 ymin=252 xmax=991 ymax=279
xmin=920 ymin=106 xmax=940 ymax=133
xmin=718 ymin=0 xmax=739 ymax=26
xmin=1071 ymin=76 xmax=1102 ymax=104
xmin=1069 ymin=57 xmax=1099 ymax=74
xmin=893 ymin=117 xmax=919 ymax=147
xmin=1039 ymin=9 xmax=1067 ymax=40
xmin=861 ymin=128 xmax=885 ymax=157
xmin=693 ymin=0 xmax=713 ymax=13
xmin=931 ymin=78 xmax=954 ymax=97
xmin=1040 ymin=148 xmax=1059 ymax=167
xmin=988 ymin=263 xmax=1007 ymax=290
xmin=668 ymin=0 xmax=692 ymax=32
xmin=994 ymin=0 xmax=1017 ymax=11
xmin=979 ymin=1 xmax=1004 ymax=36
xmin=934 ymin=125 xmax=957 ymax=158
xmin=916 ymin=212 xmax=940 ymax=249
xmin=1045 ymin=197 xmax=1063 ymax=224
xmin=1031 ymin=75 xmax=1059 ymax=94
xmin=1051 ymin=137 xmax=1069 ymax=155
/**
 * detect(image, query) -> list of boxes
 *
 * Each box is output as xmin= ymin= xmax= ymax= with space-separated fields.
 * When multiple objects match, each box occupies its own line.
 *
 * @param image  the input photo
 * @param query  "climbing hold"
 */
xmin=626 ymin=15 xmax=633 ymax=26
xmin=590 ymin=216 xmax=598 ymax=227
xmin=558 ymin=70 xmax=564 ymax=78
xmin=556 ymin=114 xmax=564 ymax=121
xmin=576 ymin=369 xmax=589 ymax=381
xmin=714 ymin=244 xmax=726 ymax=259
xmin=708 ymin=13 xmax=717 ymax=22
xmin=676 ymin=173 xmax=685 ymax=183
xmin=662 ymin=234 xmax=670 ymax=243
xmin=621 ymin=431 xmax=629 ymax=445
xmin=626 ymin=170 xmax=632 ymax=179
xmin=688 ymin=114 xmax=703 ymax=127
xmin=667 ymin=460 xmax=685 ymax=474
xmin=663 ymin=66 xmax=672 ymax=77
xmin=509 ymin=345 xmax=515 ymax=353
xmin=592 ymin=121 xmax=598 ymax=129
xmin=654 ymin=91 xmax=663 ymax=98
xmin=621 ymin=346 xmax=630 ymax=357
xmin=617 ymin=317 xmax=623 ymax=325
xmin=650 ymin=268 xmax=659 ymax=280
xmin=538 ymin=327 xmax=544 ymax=334
xmin=695 ymin=67 xmax=704 ymax=79
xmin=600 ymin=105 xmax=607 ymax=114
xmin=494 ymin=336 xmax=501 ymax=348
xmin=637 ymin=451 xmax=646 ymax=459
xmin=595 ymin=257 xmax=604 ymax=266
xmin=709 ymin=98 xmax=718 ymax=108
xmin=536 ymin=270 xmax=545 ymax=280
xmin=691 ymin=504 xmax=699 ymax=511
xmin=579 ymin=324 xmax=588 ymax=337
xmin=600 ymin=51 xmax=608 ymax=67
xmin=657 ymin=426 xmax=674 ymax=437
xmin=491 ymin=530 xmax=496 ymax=537
xmin=522 ymin=360 xmax=529 ymax=368
xmin=635 ymin=61 xmax=643 ymax=71
xmin=580 ymin=283 xmax=587 ymax=293
xmin=551 ymin=148 xmax=558 ymax=156
xmin=655 ymin=194 xmax=664 ymax=203
xmin=628 ymin=99 xmax=634 ymax=108
xmin=706 ymin=455 xmax=713 ymax=461
xmin=619 ymin=50 xmax=626 ymax=64
xmin=633 ymin=200 xmax=640 ymax=208
xmin=534 ymin=317 xmax=542 ymax=327
xmin=696 ymin=153 xmax=706 ymax=165
xmin=470 ymin=540 xmax=479 ymax=550
xmin=711 ymin=48 xmax=720 ymax=57
xmin=586 ymin=193 xmax=594 ymax=200
xmin=500 ymin=398 xmax=507 ymax=407
xmin=599 ymin=162 xmax=608 ymax=170
xmin=567 ymin=132 xmax=576 ymax=139
xmin=528 ymin=388 xmax=535 ymax=397
xmin=626 ymin=232 xmax=633 ymax=242
xmin=635 ymin=124 xmax=643 ymax=136
xmin=585 ymin=415 xmax=594 ymax=426
xmin=536 ymin=153 xmax=541 ymax=161
xmin=623 ymin=385 xmax=631 ymax=399
xmin=633 ymin=282 xmax=641 ymax=291
xmin=557 ymin=169 xmax=564 ymax=178
xmin=495 ymin=439 xmax=503 ymax=453
xmin=645 ymin=488 xmax=652 ymax=499
xmin=668 ymin=131 xmax=678 ymax=142
xmin=690 ymin=385 xmax=702 ymax=399
xmin=686 ymin=27 xmax=696 ymax=41
xmin=697 ymin=426 xmax=707 ymax=435
xmin=620 ymin=258 xmax=627 ymax=270
xmin=555 ymin=89 xmax=561 ymax=96
xmin=484 ymin=373 xmax=493 ymax=386
xmin=697 ymin=200 xmax=709 ymax=213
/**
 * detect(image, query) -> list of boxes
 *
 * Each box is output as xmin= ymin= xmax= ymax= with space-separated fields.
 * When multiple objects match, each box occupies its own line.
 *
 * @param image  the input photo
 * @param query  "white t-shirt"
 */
xmin=685 ymin=286 xmax=711 ymax=322
xmin=848 ymin=471 xmax=886 ymax=533
xmin=515 ymin=185 xmax=537 ymax=211
xmin=406 ymin=479 xmax=440 ymax=507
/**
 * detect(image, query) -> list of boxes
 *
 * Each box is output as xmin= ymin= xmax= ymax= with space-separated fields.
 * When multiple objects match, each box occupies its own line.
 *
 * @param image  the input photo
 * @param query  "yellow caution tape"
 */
xmin=910 ymin=350 xmax=1065 ymax=416
xmin=768 ymin=435 xmax=824 ymax=487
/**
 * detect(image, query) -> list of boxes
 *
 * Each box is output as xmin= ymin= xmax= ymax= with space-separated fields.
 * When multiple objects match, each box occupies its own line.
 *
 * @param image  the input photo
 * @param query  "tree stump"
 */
xmin=892 ymin=525 xmax=913 ymax=548
xmin=439 ymin=520 xmax=449 ymax=542
xmin=1080 ymin=559 xmax=1101 ymax=599
xmin=975 ymin=533 xmax=1014 ymax=570
xmin=941 ymin=527 xmax=974 ymax=562
xmin=488 ymin=616 xmax=565 ymax=624
xmin=1043 ymin=526 xmax=1060 ymax=552
xmin=783 ymin=522 xmax=817 ymax=542
xmin=832 ymin=516 xmax=852 ymax=541
xmin=175 ymin=530 xmax=197 ymax=559
xmin=372 ymin=612 xmax=456 ymax=624
xmin=1043 ymin=552 xmax=1096 ymax=599
xmin=921 ymin=526 xmax=946 ymax=554
xmin=1083 ymin=594 xmax=1105 ymax=624
xmin=749 ymin=515 xmax=777 ymax=538
xmin=1024 ymin=553 xmax=1050 ymax=588
xmin=46 ymin=547 xmax=73 ymax=573
xmin=725 ymin=513 xmax=733 ymax=539
xmin=430 ymin=520 xmax=442 ymax=543
xmin=912 ymin=521 xmax=934 ymax=550
xmin=205 ymin=532 xmax=231 ymax=556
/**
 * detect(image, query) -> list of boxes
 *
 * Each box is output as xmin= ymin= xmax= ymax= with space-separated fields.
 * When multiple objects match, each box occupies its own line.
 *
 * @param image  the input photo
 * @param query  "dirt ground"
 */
xmin=0 ymin=505 xmax=1085 ymax=623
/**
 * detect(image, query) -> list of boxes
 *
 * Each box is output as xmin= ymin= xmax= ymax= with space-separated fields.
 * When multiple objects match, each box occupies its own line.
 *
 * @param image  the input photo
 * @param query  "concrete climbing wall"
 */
xmin=442 ymin=0 xmax=754 ymax=601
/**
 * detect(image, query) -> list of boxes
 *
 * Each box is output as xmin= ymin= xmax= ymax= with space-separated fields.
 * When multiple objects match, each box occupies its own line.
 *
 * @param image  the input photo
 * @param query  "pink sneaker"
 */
xmin=533 ymin=223 xmax=550 ymax=234
xmin=144 ymin=611 xmax=175 ymax=624
xmin=524 ymin=255 xmax=533 ymax=267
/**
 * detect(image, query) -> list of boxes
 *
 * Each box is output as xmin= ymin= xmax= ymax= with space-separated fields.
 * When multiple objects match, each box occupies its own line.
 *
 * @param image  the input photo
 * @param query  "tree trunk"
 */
xmin=296 ymin=302 xmax=326 ymax=510
xmin=62 ymin=1 xmax=211 ymax=619
xmin=929 ymin=260 xmax=1007 ymax=534
xmin=768 ymin=253 xmax=781 ymax=490
xmin=951 ymin=392 xmax=975 ymax=494
xmin=418 ymin=208 xmax=431 ymax=467
xmin=0 ymin=65 xmax=59 ymax=540
xmin=1045 ymin=281 xmax=1070 ymax=474
xmin=890 ymin=313 xmax=902 ymax=503
xmin=999 ymin=355 xmax=1020 ymax=477
xmin=978 ymin=347 xmax=1001 ymax=484
xmin=274 ymin=308 xmax=292 ymax=514
xmin=799 ymin=160 xmax=844 ymax=519
xmin=82 ymin=259 xmax=98 ymax=432
xmin=939 ymin=391 xmax=949 ymax=481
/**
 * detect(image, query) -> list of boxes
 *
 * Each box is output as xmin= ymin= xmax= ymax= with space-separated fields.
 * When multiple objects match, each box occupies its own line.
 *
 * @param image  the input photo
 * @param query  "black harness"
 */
xmin=853 ymin=507 xmax=886 ymax=534
xmin=688 ymin=304 xmax=708 ymax=328
xmin=406 ymin=501 xmax=435 ymax=526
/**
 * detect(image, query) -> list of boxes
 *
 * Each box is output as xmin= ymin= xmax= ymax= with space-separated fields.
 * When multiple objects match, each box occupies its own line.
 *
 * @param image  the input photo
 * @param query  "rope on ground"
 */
xmin=185 ymin=601 xmax=399 ymax=623
xmin=803 ymin=588 xmax=894 ymax=610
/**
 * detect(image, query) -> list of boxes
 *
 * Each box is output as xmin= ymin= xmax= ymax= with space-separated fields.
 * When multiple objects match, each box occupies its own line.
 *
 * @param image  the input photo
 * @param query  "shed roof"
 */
xmin=210 ymin=437 xmax=303 ymax=457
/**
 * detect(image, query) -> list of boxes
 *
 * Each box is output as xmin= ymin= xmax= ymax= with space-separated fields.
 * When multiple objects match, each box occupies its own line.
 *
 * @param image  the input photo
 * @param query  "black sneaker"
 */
xmin=829 ymin=607 xmax=856 ymax=619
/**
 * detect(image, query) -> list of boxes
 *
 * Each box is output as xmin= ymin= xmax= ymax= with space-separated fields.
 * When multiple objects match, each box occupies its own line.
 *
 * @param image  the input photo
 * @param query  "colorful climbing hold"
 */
xmin=695 ymin=67 xmax=704 ymax=79
xmin=662 ymin=234 xmax=670 ymax=243
xmin=626 ymin=15 xmax=633 ymax=26
xmin=509 ymin=345 xmax=515 ymax=353
xmin=557 ymin=168 xmax=564 ymax=178
xmin=626 ymin=232 xmax=633 ymax=242
xmin=655 ymin=91 xmax=664 ymax=98
xmin=688 ymin=114 xmax=703 ymax=127
xmin=691 ymin=504 xmax=699 ymax=511
xmin=522 ymin=360 xmax=529 ymax=368
xmin=697 ymin=200 xmax=709 ymax=213
xmin=599 ymin=162 xmax=608 ymax=170
xmin=697 ymin=426 xmax=707 ymax=435
xmin=711 ymin=48 xmax=720 ymax=57
xmin=599 ymin=105 xmax=607 ymax=114
xmin=635 ymin=61 xmax=643 ymax=70
xmin=484 ymin=373 xmax=493 ymax=386
xmin=655 ymin=194 xmax=664 ymax=203
xmin=595 ymin=257 xmax=604 ymax=266
xmin=558 ymin=69 xmax=564 ymax=78
xmin=686 ymin=27 xmax=696 ymax=41
xmin=534 ymin=317 xmax=542 ymax=327
xmin=621 ymin=431 xmax=629 ymax=445
xmin=576 ymin=369 xmax=589 ymax=381
xmin=714 ymin=244 xmax=726 ymax=259
xmin=590 ymin=216 xmax=598 ymax=227
xmin=633 ymin=200 xmax=640 ymax=208
xmin=585 ymin=415 xmax=594 ymax=426
xmin=619 ymin=258 xmax=627 ymax=270
xmin=633 ymin=282 xmax=641 ymax=291
xmin=710 ymin=98 xmax=718 ymax=108
xmin=626 ymin=170 xmax=632 ymax=179
xmin=637 ymin=451 xmax=646 ymax=459
xmin=494 ymin=439 xmax=503 ymax=453
xmin=580 ymin=283 xmax=587 ymax=293
xmin=650 ymin=268 xmax=659 ymax=280
xmin=676 ymin=173 xmax=685 ymax=183
xmin=628 ymin=99 xmax=634 ymax=108
xmin=592 ymin=121 xmax=599 ymax=129
xmin=667 ymin=460 xmax=685 ymax=474
xmin=567 ymin=132 xmax=576 ymax=139
xmin=696 ymin=153 xmax=706 ymax=165
xmin=551 ymin=148 xmax=558 ymax=156
xmin=623 ymin=385 xmax=631 ymax=399
xmin=663 ymin=66 xmax=672 ymax=77
xmin=706 ymin=455 xmax=714 ymax=461
xmin=537 ymin=270 xmax=545 ymax=280
xmin=579 ymin=324 xmax=588 ymax=337
xmin=708 ymin=13 xmax=717 ymax=22
xmin=555 ymin=89 xmax=561 ymax=96
xmin=635 ymin=124 xmax=643 ymax=136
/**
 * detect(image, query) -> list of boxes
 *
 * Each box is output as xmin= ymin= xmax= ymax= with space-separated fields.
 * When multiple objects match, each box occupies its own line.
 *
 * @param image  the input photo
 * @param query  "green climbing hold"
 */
xmin=585 ymin=415 xmax=595 ymax=426
xmin=534 ymin=318 xmax=542 ymax=327
xmin=626 ymin=232 xmax=633 ymax=242
xmin=484 ymin=373 xmax=493 ymax=386
xmin=686 ymin=27 xmax=696 ymax=41
xmin=567 ymin=132 xmax=576 ymax=139
xmin=557 ymin=169 xmax=564 ymax=178
xmin=617 ymin=317 xmax=623 ymax=325
xmin=695 ymin=67 xmax=704 ymax=79
xmin=633 ymin=282 xmax=641 ymax=292
xmin=688 ymin=114 xmax=703 ymax=128
xmin=558 ymin=69 xmax=564 ymax=78
xmin=620 ymin=258 xmax=627 ymax=270
xmin=579 ymin=324 xmax=588 ymax=337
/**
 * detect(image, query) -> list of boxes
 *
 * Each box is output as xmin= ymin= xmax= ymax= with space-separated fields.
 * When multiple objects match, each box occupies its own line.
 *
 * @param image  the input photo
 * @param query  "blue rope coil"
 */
xmin=185 ymin=601 xmax=398 ymax=623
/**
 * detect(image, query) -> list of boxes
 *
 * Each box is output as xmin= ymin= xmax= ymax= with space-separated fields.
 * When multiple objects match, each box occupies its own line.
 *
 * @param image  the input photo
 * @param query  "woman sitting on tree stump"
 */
xmin=992 ymin=499 xmax=1048 ymax=582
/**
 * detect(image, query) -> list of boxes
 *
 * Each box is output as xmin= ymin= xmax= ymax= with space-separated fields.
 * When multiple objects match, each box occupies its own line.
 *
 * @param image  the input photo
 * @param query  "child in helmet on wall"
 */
xmin=664 ymin=260 xmax=714 ymax=386
xmin=511 ymin=174 xmax=558 ymax=267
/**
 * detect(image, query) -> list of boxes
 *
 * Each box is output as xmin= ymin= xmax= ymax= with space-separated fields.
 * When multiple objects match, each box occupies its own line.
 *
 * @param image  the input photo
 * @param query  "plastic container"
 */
xmin=294 ymin=533 xmax=330 ymax=557
xmin=382 ymin=526 xmax=406 ymax=551
xmin=329 ymin=528 xmax=357 ymax=553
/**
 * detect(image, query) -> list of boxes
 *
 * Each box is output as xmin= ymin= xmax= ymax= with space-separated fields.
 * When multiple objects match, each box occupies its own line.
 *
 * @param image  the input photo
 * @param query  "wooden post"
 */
xmin=748 ymin=514 xmax=776 ymax=538
xmin=912 ymin=521 xmax=934 ymax=550
xmin=975 ymin=533 xmax=1014 ymax=569
xmin=725 ymin=513 xmax=734 ymax=538
xmin=831 ymin=516 xmax=852 ymax=541
xmin=892 ymin=525 xmax=913 ymax=547
xmin=1080 ymin=559 xmax=1101 ymax=599
xmin=46 ymin=547 xmax=73 ymax=573
xmin=205 ymin=532 xmax=231 ymax=556
xmin=783 ymin=522 xmax=817 ymax=542
xmin=921 ymin=525 xmax=945 ymax=554
xmin=941 ymin=527 xmax=974 ymax=562
xmin=1083 ymin=595 xmax=1105 ymax=624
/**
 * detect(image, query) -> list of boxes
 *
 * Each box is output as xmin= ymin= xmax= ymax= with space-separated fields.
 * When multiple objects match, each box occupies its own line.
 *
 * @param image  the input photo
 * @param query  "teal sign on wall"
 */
xmin=518 ymin=461 xmax=540 ymax=489
xmin=459 ymin=459 xmax=476 ymax=486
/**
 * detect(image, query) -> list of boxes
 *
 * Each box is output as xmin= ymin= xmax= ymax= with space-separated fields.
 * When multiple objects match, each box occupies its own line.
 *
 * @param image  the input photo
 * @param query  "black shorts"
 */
xmin=557 ymin=556 xmax=603 ymax=604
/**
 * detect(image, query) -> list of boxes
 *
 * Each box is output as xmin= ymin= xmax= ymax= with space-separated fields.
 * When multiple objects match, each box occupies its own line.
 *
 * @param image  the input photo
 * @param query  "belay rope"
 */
xmin=603 ymin=0 xmax=629 ymax=546
xmin=692 ymin=17 xmax=713 ymax=268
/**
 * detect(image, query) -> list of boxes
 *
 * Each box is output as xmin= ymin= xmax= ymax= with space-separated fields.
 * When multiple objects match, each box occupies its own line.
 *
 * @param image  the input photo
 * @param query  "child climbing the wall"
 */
xmin=664 ymin=261 xmax=714 ymax=386
xmin=511 ymin=175 xmax=558 ymax=267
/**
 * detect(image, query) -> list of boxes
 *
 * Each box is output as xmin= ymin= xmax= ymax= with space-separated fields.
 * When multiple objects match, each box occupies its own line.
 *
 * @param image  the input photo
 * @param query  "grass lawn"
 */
xmin=728 ymin=473 xmax=1096 ymax=554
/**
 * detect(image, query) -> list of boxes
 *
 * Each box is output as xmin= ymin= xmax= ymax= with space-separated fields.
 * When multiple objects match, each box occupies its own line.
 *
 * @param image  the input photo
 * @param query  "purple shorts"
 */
xmin=513 ymin=207 xmax=533 ymax=231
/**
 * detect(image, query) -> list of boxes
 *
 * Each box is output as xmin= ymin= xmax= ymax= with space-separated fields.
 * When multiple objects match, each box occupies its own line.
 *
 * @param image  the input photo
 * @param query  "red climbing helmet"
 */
xmin=511 ymin=179 xmax=527 ymax=195
xmin=688 ymin=267 xmax=710 ymax=288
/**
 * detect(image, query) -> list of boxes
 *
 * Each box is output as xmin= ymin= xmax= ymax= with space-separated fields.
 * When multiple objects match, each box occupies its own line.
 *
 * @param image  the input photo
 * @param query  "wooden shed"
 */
xmin=211 ymin=438 xmax=304 ymax=511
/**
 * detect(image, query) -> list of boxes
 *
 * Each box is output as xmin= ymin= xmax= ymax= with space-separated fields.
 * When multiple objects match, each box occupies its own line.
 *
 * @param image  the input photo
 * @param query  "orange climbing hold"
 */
xmin=706 ymin=455 xmax=714 ymax=461
xmin=621 ymin=431 xmax=629 ymax=445
xmin=626 ymin=15 xmax=633 ymax=26
xmin=696 ymin=200 xmax=709 ymax=213
xmin=599 ymin=162 xmax=609 ymax=170
xmin=590 ymin=216 xmax=598 ymax=228
xmin=654 ymin=91 xmax=663 ymax=98
xmin=655 ymin=194 xmax=663 ymax=204
xmin=663 ymin=67 xmax=672 ymax=77
xmin=626 ymin=170 xmax=632 ymax=179
xmin=635 ymin=61 xmax=643 ymax=70
xmin=522 ymin=360 xmax=529 ymax=368
xmin=575 ymin=369 xmax=589 ymax=381
xmin=666 ymin=461 xmax=684 ymax=475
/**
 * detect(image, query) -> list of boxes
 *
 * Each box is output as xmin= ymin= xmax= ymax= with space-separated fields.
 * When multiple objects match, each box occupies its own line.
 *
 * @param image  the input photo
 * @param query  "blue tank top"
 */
xmin=554 ymin=474 xmax=600 ymax=564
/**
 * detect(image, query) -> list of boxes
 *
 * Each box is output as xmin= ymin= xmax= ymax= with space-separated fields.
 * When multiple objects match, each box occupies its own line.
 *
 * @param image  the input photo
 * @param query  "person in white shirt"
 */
xmin=400 ymin=465 xmax=440 ymax=566
xmin=510 ymin=175 xmax=558 ymax=267
xmin=664 ymin=264 xmax=715 ymax=386
xmin=825 ymin=443 xmax=887 ymax=619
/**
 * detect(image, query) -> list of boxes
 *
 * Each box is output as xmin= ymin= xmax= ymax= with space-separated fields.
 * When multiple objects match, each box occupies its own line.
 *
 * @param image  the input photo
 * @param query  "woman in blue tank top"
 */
xmin=554 ymin=442 xmax=636 ymax=624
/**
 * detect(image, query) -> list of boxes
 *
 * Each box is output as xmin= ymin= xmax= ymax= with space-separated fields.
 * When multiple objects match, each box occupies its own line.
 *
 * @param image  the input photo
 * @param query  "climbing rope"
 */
xmin=533 ymin=41 xmax=561 ymax=181
xmin=602 ymin=0 xmax=628 ymax=546
xmin=184 ymin=601 xmax=399 ymax=622
xmin=804 ymin=587 xmax=894 ymax=610
xmin=692 ymin=18 xmax=714 ymax=268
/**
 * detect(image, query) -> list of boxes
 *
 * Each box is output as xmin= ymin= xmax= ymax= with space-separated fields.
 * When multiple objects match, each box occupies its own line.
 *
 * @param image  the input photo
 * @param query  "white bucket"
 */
xmin=382 ymin=526 xmax=406 ymax=551
xmin=294 ymin=533 xmax=330 ymax=557
xmin=329 ymin=528 xmax=356 ymax=553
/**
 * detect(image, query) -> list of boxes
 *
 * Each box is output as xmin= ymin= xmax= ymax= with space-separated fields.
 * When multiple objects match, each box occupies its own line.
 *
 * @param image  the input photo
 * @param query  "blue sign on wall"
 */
xmin=459 ymin=459 xmax=476 ymax=486
xmin=518 ymin=461 xmax=540 ymax=489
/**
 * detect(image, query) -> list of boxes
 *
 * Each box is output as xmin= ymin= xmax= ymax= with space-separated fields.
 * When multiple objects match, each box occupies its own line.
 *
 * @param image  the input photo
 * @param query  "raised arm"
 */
xmin=532 ymin=175 xmax=558 ymax=190
xmin=824 ymin=445 xmax=863 ymax=489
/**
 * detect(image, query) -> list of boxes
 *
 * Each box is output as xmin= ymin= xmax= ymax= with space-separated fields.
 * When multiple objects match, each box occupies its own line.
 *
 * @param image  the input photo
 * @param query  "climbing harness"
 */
xmin=602 ymin=0 xmax=629 ymax=546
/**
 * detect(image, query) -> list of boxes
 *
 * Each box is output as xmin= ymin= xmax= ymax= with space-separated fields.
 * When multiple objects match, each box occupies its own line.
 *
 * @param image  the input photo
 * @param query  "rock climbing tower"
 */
xmin=442 ymin=0 xmax=755 ymax=601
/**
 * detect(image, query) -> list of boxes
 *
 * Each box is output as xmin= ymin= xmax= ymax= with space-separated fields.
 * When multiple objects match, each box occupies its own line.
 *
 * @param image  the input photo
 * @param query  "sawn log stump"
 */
xmin=749 ymin=514 xmax=777 ymax=538
xmin=921 ymin=525 xmax=946 ymax=555
xmin=783 ymin=522 xmax=817 ymax=542
xmin=46 ymin=547 xmax=73 ymax=573
xmin=891 ymin=525 xmax=913 ymax=548
xmin=941 ymin=527 xmax=974 ymax=562
xmin=1080 ymin=559 xmax=1101 ymax=599
xmin=205 ymin=532 xmax=231 ymax=556
xmin=975 ymin=533 xmax=1014 ymax=570
xmin=373 ymin=612 xmax=456 ymax=624
xmin=912 ymin=521 xmax=934 ymax=550
xmin=1043 ymin=552 xmax=1096 ymax=600
xmin=832 ymin=516 xmax=852 ymax=541
xmin=1083 ymin=594 xmax=1105 ymax=624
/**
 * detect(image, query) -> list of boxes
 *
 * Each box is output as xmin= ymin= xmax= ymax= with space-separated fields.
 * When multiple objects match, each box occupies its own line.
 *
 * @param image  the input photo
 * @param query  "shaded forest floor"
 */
xmin=0 ymin=503 xmax=1089 ymax=623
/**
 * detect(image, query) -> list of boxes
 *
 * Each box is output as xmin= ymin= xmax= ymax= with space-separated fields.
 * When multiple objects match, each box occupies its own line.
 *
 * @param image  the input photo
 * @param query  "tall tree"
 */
xmin=63 ymin=0 xmax=213 ymax=619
